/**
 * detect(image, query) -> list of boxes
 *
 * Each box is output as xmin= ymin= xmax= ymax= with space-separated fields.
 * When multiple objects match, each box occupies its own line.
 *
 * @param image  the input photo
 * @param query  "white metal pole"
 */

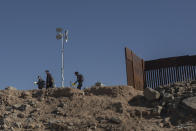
xmin=61 ymin=33 xmax=64 ymax=87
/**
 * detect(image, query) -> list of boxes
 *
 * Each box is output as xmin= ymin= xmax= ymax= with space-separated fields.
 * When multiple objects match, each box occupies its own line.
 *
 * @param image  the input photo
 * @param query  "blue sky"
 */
xmin=0 ymin=1 xmax=196 ymax=90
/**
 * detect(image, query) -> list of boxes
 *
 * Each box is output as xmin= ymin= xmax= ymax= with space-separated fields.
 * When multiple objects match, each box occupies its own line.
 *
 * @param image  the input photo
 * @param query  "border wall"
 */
xmin=125 ymin=47 xmax=196 ymax=90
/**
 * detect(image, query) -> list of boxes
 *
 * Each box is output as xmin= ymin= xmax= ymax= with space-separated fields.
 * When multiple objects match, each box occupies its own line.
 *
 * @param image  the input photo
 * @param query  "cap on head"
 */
xmin=75 ymin=72 xmax=78 ymax=75
xmin=45 ymin=70 xmax=49 ymax=73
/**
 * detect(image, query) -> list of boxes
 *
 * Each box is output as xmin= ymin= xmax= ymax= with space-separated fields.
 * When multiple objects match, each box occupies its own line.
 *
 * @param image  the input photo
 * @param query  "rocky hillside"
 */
xmin=0 ymin=81 xmax=196 ymax=131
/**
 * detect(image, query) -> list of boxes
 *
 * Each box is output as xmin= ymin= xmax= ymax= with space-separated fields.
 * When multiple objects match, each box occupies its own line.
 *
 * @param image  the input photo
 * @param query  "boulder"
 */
xmin=182 ymin=96 xmax=196 ymax=114
xmin=144 ymin=87 xmax=160 ymax=101
xmin=5 ymin=86 xmax=17 ymax=90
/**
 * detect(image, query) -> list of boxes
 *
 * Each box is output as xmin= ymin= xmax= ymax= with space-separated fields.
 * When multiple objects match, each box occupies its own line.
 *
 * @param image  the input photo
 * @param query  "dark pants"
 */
xmin=46 ymin=83 xmax=54 ymax=89
xmin=77 ymin=82 xmax=83 ymax=90
xmin=38 ymin=86 xmax=44 ymax=89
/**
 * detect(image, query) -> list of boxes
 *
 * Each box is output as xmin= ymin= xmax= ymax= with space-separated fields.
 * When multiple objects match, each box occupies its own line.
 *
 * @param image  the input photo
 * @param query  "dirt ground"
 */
xmin=0 ymin=85 xmax=195 ymax=131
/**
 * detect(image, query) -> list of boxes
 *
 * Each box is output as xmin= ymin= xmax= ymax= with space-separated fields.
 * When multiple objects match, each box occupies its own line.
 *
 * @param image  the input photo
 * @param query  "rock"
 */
xmin=14 ymin=122 xmax=22 ymax=128
xmin=134 ymin=109 xmax=142 ymax=118
xmin=169 ymin=88 xmax=175 ymax=94
xmin=5 ymin=86 xmax=17 ymax=90
xmin=48 ymin=120 xmax=68 ymax=130
xmin=141 ymin=110 xmax=151 ymax=118
xmin=58 ymin=103 xmax=65 ymax=108
xmin=20 ymin=91 xmax=31 ymax=98
xmin=24 ymin=123 xmax=36 ymax=129
xmin=96 ymin=116 xmax=106 ymax=123
xmin=18 ymin=104 xmax=28 ymax=111
xmin=161 ymin=101 xmax=166 ymax=106
xmin=108 ymin=117 xmax=121 ymax=124
xmin=68 ymin=122 xmax=74 ymax=126
xmin=144 ymin=87 xmax=160 ymax=101
xmin=38 ymin=97 xmax=44 ymax=102
xmin=151 ymin=106 xmax=163 ymax=116
xmin=98 ymin=124 xmax=107 ymax=128
xmin=159 ymin=122 xmax=164 ymax=127
xmin=87 ymin=129 xmax=93 ymax=131
xmin=86 ymin=121 xmax=96 ymax=129
xmin=1 ymin=117 xmax=12 ymax=129
xmin=191 ymin=80 xmax=196 ymax=85
xmin=156 ymin=85 xmax=164 ymax=91
xmin=95 ymin=82 xmax=105 ymax=87
xmin=17 ymin=113 xmax=25 ymax=118
xmin=48 ymin=88 xmax=85 ymax=98
xmin=163 ymin=93 xmax=174 ymax=103
xmin=0 ymin=83 xmax=196 ymax=130
xmin=175 ymin=86 xmax=185 ymax=94
xmin=13 ymin=104 xmax=29 ymax=111
xmin=35 ymin=124 xmax=42 ymax=128
xmin=173 ymin=82 xmax=185 ymax=87
xmin=13 ymin=104 xmax=22 ymax=109
xmin=192 ymin=85 xmax=196 ymax=91
xmin=32 ymin=90 xmax=44 ymax=98
xmin=27 ymin=100 xmax=37 ymax=108
xmin=182 ymin=96 xmax=196 ymax=114
xmin=10 ymin=127 xmax=15 ymax=131
xmin=166 ymin=103 xmax=178 ymax=114
xmin=51 ymin=107 xmax=66 ymax=116
xmin=5 ymin=106 xmax=13 ymax=112
xmin=111 ymin=102 xmax=123 ymax=113
xmin=162 ymin=117 xmax=171 ymax=128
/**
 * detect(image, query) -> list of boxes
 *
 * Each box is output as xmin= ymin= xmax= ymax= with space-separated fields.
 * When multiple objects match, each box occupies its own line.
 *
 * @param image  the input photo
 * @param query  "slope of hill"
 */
xmin=0 ymin=82 xmax=196 ymax=131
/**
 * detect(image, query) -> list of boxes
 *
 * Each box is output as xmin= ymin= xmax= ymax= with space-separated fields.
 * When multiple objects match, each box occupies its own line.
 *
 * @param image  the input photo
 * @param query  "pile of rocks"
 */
xmin=0 ymin=85 xmax=147 ymax=131
xmin=0 ymin=83 xmax=195 ymax=130
xmin=144 ymin=80 xmax=196 ymax=126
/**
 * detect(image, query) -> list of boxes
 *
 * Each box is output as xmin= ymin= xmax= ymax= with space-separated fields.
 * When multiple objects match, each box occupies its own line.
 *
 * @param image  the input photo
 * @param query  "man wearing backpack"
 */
xmin=74 ymin=72 xmax=84 ymax=90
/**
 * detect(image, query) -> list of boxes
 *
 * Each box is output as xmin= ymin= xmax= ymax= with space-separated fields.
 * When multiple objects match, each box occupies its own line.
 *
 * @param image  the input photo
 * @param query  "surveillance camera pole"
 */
xmin=56 ymin=28 xmax=68 ymax=88
xmin=61 ymin=33 xmax=64 ymax=87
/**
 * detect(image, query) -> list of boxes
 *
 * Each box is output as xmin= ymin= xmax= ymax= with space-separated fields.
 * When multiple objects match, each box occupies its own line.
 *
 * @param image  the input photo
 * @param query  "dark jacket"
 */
xmin=76 ymin=74 xmax=84 ymax=83
xmin=46 ymin=73 xmax=54 ymax=87
xmin=37 ymin=78 xmax=45 ymax=89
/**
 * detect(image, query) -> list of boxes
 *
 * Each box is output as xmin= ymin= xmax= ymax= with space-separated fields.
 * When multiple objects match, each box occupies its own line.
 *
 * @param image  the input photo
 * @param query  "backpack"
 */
xmin=79 ymin=74 xmax=84 ymax=82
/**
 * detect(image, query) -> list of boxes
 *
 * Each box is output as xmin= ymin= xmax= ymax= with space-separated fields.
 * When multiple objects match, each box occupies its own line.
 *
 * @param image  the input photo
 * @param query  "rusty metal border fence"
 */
xmin=125 ymin=48 xmax=145 ymax=90
xmin=144 ymin=55 xmax=196 ymax=88
xmin=125 ymin=47 xmax=196 ymax=89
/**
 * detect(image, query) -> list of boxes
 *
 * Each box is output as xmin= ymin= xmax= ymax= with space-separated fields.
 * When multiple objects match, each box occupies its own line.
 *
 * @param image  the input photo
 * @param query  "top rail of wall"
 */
xmin=145 ymin=55 xmax=196 ymax=71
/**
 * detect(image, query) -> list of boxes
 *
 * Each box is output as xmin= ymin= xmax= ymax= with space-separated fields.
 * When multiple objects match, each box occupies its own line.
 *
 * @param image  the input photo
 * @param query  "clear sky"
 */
xmin=0 ymin=0 xmax=196 ymax=90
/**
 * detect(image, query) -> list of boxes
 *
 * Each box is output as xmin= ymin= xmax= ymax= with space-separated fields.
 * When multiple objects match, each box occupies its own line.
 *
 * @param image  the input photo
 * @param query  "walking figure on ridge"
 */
xmin=35 ymin=76 xmax=45 ymax=89
xmin=73 ymin=71 xmax=84 ymax=90
xmin=45 ymin=70 xmax=55 ymax=89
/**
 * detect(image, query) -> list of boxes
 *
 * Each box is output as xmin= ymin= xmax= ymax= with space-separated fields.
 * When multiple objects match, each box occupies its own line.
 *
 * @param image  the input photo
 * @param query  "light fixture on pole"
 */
xmin=56 ymin=27 xmax=68 ymax=87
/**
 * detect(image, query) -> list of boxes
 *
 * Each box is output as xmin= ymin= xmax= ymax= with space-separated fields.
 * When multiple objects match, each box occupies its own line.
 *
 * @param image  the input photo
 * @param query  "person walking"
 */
xmin=35 ymin=76 xmax=45 ymax=89
xmin=73 ymin=71 xmax=84 ymax=90
xmin=45 ymin=70 xmax=55 ymax=89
